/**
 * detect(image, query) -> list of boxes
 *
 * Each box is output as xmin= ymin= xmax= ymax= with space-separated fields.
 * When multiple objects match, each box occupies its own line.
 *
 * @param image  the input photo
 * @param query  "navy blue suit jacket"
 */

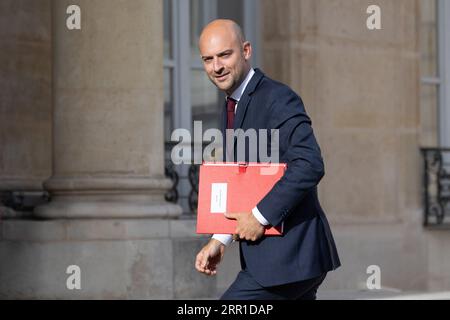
xmin=221 ymin=69 xmax=341 ymax=287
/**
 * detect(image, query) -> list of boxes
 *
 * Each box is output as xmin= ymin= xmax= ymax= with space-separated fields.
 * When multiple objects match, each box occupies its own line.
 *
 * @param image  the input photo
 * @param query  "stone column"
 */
xmin=0 ymin=0 xmax=52 ymax=219
xmin=35 ymin=0 xmax=181 ymax=218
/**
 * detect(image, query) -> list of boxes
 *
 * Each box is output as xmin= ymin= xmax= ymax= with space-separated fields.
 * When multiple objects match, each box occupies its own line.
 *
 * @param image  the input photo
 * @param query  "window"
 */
xmin=420 ymin=0 xmax=450 ymax=226
xmin=163 ymin=0 xmax=175 ymax=142
xmin=437 ymin=0 xmax=450 ymax=149
xmin=420 ymin=0 xmax=450 ymax=149
xmin=163 ymin=0 xmax=261 ymax=214
xmin=190 ymin=0 xmax=221 ymax=132
xmin=420 ymin=0 xmax=439 ymax=147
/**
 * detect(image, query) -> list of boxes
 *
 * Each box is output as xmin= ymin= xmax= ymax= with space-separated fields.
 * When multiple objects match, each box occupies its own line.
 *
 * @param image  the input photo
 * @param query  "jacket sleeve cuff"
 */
xmin=212 ymin=234 xmax=233 ymax=246
xmin=252 ymin=206 xmax=270 ymax=226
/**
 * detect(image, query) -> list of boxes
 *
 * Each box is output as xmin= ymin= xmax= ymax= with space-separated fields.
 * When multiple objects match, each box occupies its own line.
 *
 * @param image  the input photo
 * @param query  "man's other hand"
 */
xmin=195 ymin=239 xmax=226 ymax=276
xmin=225 ymin=212 xmax=265 ymax=242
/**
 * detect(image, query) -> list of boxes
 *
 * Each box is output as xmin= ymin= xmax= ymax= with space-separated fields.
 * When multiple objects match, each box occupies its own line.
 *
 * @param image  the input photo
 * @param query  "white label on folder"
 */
xmin=210 ymin=183 xmax=227 ymax=213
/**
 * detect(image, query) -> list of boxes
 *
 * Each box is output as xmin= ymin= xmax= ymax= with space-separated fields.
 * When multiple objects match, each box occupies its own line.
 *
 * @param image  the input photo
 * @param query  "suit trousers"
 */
xmin=220 ymin=269 xmax=327 ymax=300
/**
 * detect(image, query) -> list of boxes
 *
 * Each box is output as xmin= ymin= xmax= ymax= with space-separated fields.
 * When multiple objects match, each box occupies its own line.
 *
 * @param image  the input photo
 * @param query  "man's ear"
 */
xmin=243 ymin=41 xmax=252 ymax=60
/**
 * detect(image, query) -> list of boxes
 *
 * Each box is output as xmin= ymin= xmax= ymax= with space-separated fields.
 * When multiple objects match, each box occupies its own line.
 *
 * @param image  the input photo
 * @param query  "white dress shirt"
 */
xmin=212 ymin=68 xmax=270 ymax=246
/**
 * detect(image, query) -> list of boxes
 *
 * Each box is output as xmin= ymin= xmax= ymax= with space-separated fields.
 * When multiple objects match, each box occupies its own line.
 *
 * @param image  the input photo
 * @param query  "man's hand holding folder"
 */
xmin=224 ymin=212 xmax=265 ymax=242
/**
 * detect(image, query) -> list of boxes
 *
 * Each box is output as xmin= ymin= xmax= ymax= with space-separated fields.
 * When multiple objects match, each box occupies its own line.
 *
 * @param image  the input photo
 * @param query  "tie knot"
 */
xmin=226 ymin=97 xmax=237 ymax=112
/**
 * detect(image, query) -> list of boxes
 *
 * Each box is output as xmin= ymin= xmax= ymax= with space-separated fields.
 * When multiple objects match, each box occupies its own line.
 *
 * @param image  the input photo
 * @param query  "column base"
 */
xmin=34 ymin=200 xmax=182 ymax=219
xmin=34 ymin=176 xmax=182 ymax=219
xmin=0 ymin=219 xmax=216 ymax=299
xmin=0 ymin=206 xmax=32 ymax=219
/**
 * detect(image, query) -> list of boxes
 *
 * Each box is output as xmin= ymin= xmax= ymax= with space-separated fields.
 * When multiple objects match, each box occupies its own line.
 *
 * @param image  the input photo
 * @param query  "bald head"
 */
xmin=199 ymin=19 xmax=246 ymax=47
xmin=198 ymin=19 xmax=252 ymax=95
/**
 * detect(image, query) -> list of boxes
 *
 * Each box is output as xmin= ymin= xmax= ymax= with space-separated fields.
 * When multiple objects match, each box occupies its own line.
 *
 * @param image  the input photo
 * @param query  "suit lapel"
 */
xmin=220 ymin=99 xmax=227 ymax=136
xmin=232 ymin=94 xmax=251 ymax=160
xmin=232 ymin=69 xmax=264 ymax=159
xmin=219 ymin=99 xmax=226 ymax=161
xmin=219 ymin=69 xmax=265 ymax=161
xmin=233 ymin=69 xmax=264 ymax=130
xmin=234 ymin=94 xmax=251 ymax=130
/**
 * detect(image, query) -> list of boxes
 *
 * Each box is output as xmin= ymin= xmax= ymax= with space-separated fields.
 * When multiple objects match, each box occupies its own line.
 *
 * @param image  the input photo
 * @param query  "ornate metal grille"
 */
xmin=164 ymin=142 xmax=206 ymax=215
xmin=421 ymin=148 xmax=450 ymax=226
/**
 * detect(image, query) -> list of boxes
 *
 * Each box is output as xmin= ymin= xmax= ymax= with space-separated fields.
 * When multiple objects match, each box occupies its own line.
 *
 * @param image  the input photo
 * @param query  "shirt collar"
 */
xmin=229 ymin=68 xmax=255 ymax=102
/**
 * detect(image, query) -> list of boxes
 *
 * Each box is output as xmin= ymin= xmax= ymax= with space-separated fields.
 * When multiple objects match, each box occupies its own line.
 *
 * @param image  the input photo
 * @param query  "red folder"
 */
xmin=196 ymin=162 xmax=286 ymax=235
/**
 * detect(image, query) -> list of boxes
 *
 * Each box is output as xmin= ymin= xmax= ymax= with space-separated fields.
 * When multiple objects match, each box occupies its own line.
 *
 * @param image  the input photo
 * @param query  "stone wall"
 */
xmin=0 ymin=219 xmax=216 ymax=299
xmin=1 ymin=0 xmax=449 ymax=298
xmin=259 ymin=0 xmax=438 ymax=291
xmin=0 ymin=0 xmax=52 ymax=193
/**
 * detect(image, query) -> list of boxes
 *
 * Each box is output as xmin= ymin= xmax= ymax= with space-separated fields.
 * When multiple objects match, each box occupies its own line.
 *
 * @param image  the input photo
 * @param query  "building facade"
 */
xmin=1 ymin=0 xmax=450 ymax=298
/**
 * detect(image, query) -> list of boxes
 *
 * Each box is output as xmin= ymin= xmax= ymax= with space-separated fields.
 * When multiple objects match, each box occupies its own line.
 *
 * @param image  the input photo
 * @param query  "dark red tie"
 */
xmin=226 ymin=97 xmax=237 ymax=129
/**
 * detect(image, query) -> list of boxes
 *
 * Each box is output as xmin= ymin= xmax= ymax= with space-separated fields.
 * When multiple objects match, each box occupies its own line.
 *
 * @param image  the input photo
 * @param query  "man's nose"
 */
xmin=213 ymin=58 xmax=224 ymax=73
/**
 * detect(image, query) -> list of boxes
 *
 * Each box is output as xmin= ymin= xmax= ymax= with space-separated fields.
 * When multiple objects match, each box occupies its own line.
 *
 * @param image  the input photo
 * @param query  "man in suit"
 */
xmin=194 ymin=19 xmax=341 ymax=300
